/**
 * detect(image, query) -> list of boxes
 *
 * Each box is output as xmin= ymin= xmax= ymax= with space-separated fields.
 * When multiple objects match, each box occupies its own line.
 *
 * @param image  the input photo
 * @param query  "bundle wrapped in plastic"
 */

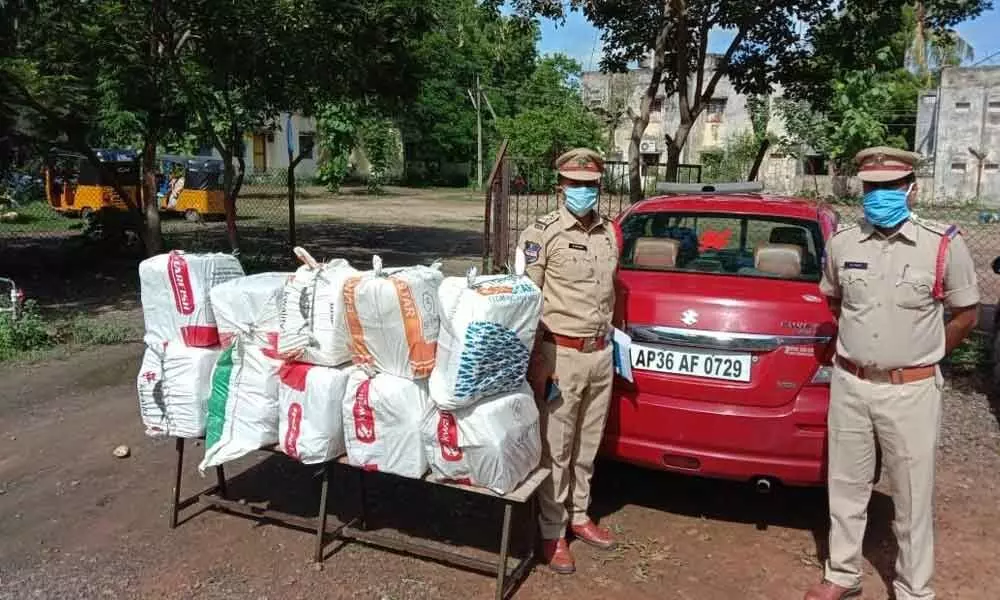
xmin=343 ymin=255 xmax=443 ymax=380
xmin=429 ymin=260 xmax=541 ymax=410
xmin=278 ymin=248 xmax=357 ymax=366
xmin=211 ymin=272 xmax=290 ymax=351
xmin=342 ymin=367 xmax=434 ymax=478
xmin=137 ymin=342 xmax=221 ymax=438
xmin=198 ymin=340 xmax=283 ymax=472
xmin=422 ymin=382 xmax=541 ymax=495
xmin=139 ymin=250 xmax=244 ymax=347
xmin=277 ymin=362 xmax=350 ymax=464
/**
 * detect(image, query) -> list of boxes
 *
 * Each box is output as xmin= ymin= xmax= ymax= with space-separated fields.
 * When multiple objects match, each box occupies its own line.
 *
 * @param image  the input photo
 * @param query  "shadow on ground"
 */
xmin=0 ymin=220 xmax=483 ymax=317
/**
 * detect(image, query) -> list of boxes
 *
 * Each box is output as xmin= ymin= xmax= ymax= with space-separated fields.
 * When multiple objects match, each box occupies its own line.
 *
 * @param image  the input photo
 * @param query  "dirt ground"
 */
xmin=2 ymin=344 xmax=999 ymax=600
xmin=2 ymin=187 xmax=1000 ymax=600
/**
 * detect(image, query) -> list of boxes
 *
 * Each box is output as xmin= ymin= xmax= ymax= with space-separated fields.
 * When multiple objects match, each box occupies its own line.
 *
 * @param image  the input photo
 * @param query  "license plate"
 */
xmin=629 ymin=343 xmax=752 ymax=382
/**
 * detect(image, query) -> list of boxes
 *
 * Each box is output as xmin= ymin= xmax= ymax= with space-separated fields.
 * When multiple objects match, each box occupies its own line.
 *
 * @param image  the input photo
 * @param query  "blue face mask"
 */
xmin=863 ymin=185 xmax=912 ymax=228
xmin=564 ymin=185 xmax=599 ymax=216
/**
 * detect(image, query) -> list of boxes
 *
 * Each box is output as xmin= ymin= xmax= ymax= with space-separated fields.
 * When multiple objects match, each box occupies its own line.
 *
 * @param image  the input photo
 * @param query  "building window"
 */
xmin=985 ymin=162 xmax=999 ymax=172
xmin=650 ymin=97 xmax=663 ymax=113
xmin=706 ymin=98 xmax=726 ymax=123
xmin=298 ymin=133 xmax=315 ymax=159
xmin=955 ymin=101 xmax=971 ymax=112
xmin=988 ymin=101 xmax=1000 ymax=113
xmin=951 ymin=161 xmax=967 ymax=172
xmin=922 ymin=94 xmax=937 ymax=105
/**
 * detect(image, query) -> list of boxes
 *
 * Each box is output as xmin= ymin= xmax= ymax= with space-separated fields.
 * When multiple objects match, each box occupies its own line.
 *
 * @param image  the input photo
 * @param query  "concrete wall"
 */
xmin=582 ymin=58 xmax=789 ymax=171
xmin=918 ymin=67 xmax=1000 ymax=205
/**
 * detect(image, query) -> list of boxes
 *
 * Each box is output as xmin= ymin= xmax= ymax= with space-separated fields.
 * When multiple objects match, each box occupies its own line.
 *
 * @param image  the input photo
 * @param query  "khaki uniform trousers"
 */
xmin=825 ymin=365 xmax=943 ymax=600
xmin=529 ymin=341 xmax=614 ymax=540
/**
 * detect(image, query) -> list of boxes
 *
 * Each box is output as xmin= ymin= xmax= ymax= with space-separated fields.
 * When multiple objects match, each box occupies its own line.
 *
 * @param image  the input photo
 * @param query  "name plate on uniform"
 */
xmin=629 ymin=342 xmax=752 ymax=383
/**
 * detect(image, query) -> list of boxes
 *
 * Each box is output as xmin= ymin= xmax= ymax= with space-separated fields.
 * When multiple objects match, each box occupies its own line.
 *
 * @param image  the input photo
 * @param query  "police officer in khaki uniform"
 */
xmin=518 ymin=148 xmax=618 ymax=574
xmin=804 ymin=147 xmax=980 ymax=600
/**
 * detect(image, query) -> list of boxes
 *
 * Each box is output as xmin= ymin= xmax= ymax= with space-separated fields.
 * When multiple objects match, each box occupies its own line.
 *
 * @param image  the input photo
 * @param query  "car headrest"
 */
xmin=633 ymin=237 xmax=680 ymax=269
xmin=769 ymin=226 xmax=808 ymax=248
xmin=755 ymin=244 xmax=803 ymax=277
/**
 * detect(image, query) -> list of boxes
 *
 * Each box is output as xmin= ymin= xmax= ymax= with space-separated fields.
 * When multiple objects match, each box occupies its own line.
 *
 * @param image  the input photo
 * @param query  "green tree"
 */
xmin=497 ymin=54 xmax=603 ymax=170
xmin=776 ymin=68 xmax=922 ymax=175
xmin=399 ymin=0 xmax=538 ymax=180
xmin=509 ymin=0 xmax=838 ymax=201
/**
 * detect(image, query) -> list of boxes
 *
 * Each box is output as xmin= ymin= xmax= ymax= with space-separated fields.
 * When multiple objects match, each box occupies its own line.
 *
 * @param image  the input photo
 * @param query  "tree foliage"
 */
xmin=497 ymin=54 xmax=603 ymax=167
xmin=509 ymin=0 xmax=834 ymax=200
xmin=399 ymin=0 xmax=539 ymax=167
xmin=776 ymin=68 xmax=922 ymax=174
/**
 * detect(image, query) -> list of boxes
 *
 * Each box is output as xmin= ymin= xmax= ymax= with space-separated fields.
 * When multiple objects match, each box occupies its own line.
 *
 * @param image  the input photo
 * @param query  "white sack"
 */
xmin=429 ymin=268 xmax=541 ymax=410
xmin=278 ymin=258 xmax=357 ymax=366
xmin=342 ymin=367 xmax=433 ymax=478
xmin=422 ymin=382 xmax=541 ymax=495
xmin=199 ymin=341 xmax=283 ymax=472
xmin=211 ymin=271 xmax=290 ymax=350
xmin=139 ymin=251 xmax=244 ymax=347
xmin=137 ymin=342 xmax=220 ymax=438
xmin=343 ymin=256 xmax=443 ymax=379
xmin=278 ymin=362 xmax=349 ymax=464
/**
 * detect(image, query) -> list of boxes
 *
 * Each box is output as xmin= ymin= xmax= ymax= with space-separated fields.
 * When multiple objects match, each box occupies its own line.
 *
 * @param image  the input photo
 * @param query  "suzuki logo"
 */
xmin=680 ymin=309 xmax=699 ymax=326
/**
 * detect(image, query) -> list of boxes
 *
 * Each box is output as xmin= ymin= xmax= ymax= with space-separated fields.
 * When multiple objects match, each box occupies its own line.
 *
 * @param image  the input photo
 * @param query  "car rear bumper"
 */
xmin=600 ymin=384 xmax=829 ymax=487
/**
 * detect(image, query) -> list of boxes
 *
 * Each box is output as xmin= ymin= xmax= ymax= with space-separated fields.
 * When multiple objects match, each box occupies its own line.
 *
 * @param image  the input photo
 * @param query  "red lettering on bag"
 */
xmin=284 ymin=403 xmax=303 ymax=459
xmin=353 ymin=379 xmax=376 ymax=443
xmin=167 ymin=252 xmax=196 ymax=315
xmin=437 ymin=411 xmax=463 ymax=462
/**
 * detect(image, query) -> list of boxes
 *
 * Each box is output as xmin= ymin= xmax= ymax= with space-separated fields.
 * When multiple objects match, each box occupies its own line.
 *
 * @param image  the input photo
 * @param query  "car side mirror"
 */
xmin=992 ymin=256 xmax=1000 ymax=274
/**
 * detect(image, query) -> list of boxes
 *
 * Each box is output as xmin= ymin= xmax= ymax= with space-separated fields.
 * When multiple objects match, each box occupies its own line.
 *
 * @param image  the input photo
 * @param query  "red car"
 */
xmin=602 ymin=184 xmax=839 ymax=487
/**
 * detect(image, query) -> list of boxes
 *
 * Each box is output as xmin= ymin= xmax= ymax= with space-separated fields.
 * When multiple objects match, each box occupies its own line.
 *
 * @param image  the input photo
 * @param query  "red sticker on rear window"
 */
xmin=698 ymin=229 xmax=732 ymax=251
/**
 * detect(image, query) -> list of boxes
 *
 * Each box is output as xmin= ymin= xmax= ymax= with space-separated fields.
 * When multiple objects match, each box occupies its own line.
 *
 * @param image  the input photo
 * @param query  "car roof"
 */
xmin=626 ymin=193 xmax=829 ymax=221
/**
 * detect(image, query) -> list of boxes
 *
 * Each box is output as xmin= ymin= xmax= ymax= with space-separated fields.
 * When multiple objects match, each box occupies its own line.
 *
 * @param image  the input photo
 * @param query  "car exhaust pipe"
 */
xmin=753 ymin=477 xmax=772 ymax=494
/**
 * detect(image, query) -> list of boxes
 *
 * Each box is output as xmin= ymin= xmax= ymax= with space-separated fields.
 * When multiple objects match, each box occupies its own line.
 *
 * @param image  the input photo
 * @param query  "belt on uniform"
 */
xmin=835 ymin=355 xmax=936 ymax=384
xmin=542 ymin=330 xmax=609 ymax=353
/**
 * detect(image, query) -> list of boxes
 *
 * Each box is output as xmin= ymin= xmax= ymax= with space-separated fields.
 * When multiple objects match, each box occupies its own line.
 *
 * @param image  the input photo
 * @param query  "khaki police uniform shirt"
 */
xmin=518 ymin=206 xmax=618 ymax=339
xmin=820 ymin=216 xmax=979 ymax=369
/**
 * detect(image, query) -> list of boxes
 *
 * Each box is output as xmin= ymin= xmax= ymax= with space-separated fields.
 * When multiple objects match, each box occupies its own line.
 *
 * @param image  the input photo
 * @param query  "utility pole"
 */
xmin=468 ymin=75 xmax=483 ymax=189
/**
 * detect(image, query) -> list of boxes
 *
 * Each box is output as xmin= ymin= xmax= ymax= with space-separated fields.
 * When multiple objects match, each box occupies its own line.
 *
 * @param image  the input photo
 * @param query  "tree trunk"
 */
xmin=140 ymin=139 xmax=163 ymax=255
xmin=664 ymin=121 xmax=693 ymax=182
xmin=221 ymin=149 xmax=240 ymax=255
xmin=747 ymin=138 xmax=771 ymax=181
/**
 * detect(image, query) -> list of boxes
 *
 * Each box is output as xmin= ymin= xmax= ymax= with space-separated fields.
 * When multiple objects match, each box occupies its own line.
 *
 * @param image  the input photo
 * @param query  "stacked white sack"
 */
xmin=342 ymin=367 xmax=434 ymax=478
xmin=343 ymin=255 xmax=443 ymax=379
xmin=278 ymin=251 xmax=357 ymax=366
xmin=423 ymin=382 xmax=541 ymax=495
xmin=139 ymin=251 xmax=244 ymax=347
xmin=212 ymin=271 xmax=291 ymax=350
xmin=137 ymin=342 xmax=220 ymax=438
xmin=199 ymin=274 xmax=289 ymax=472
xmin=429 ymin=267 xmax=541 ymax=410
xmin=278 ymin=362 xmax=349 ymax=464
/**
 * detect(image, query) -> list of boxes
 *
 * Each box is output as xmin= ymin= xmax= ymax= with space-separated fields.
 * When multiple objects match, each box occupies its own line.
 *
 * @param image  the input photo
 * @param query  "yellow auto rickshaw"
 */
xmin=44 ymin=149 xmax=140 ymax=218
xmin=157 ymin=155 xmax=225 ymax=221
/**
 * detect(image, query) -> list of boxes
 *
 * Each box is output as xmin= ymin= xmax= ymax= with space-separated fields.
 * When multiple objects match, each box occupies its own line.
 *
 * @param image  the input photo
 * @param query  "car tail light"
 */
xmin=810 ymin=365 xmax=832 ymax=384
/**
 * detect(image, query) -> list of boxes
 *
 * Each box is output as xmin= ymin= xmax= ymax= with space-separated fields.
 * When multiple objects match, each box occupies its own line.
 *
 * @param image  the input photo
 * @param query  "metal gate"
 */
xmin=482 ymin=141 xmax=701 ymax=273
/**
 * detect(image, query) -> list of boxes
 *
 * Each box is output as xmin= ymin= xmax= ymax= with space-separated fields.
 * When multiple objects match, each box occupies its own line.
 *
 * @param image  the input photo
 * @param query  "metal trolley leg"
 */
xmin=495 ymin=501 xmax=513 ymax=600
xmin=169 ymin=438 xmax=185 ymax=529
xmin=313 ymin=464 xmax=331 ymax=565
xmin=215 ymin=465 xmax=227 ymax=499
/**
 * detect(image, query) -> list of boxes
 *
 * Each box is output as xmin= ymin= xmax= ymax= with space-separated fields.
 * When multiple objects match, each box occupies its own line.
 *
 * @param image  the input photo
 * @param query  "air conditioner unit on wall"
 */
xmin=639 ymin=141 xmax=657 ymax=154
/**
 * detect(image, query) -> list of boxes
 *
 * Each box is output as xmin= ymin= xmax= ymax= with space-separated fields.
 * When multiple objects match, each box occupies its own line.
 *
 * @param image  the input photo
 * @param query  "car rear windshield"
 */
xmin=619 ymin=211 xmax=824 ymax=282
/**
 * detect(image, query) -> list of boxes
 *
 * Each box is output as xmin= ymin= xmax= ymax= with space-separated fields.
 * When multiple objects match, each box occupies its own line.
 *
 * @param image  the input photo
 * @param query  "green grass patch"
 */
xmin=0 ymin=201 xmax=81 ymax=235
xmin=0 ymin=301 xmax=138 ymax=363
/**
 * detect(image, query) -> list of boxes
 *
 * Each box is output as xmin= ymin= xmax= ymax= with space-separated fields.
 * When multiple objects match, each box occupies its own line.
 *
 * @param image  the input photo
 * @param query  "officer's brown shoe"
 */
xmin=541 ymin=538 xmax=575 ymax=574
xmin=803 ymin=581 xmax=862 ymax=600
xmin=569 ymin=520 xmax=615 ymax=550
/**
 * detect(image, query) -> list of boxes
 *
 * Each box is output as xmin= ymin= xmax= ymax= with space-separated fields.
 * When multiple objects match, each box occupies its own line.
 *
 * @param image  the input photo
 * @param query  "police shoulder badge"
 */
xmin=524 ymin=241 xmax=541 ymax=264
xmin=534 ymin=212 xmax=559 ymax=230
